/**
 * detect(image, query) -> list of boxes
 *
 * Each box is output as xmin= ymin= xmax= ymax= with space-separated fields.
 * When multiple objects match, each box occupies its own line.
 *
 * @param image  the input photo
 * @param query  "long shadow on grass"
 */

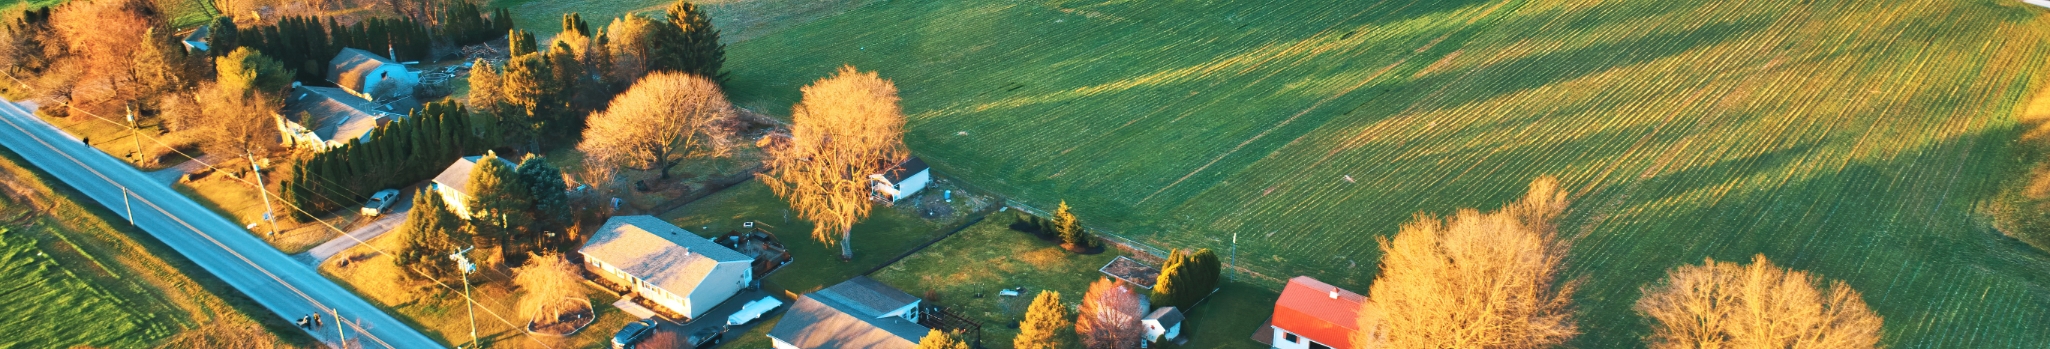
xmin=1562 ymin=122 xmax=2050 ymax=347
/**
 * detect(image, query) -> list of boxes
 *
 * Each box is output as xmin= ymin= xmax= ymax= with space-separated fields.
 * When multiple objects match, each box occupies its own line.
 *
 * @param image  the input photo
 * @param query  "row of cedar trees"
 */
xmin=1350 ymin=177 xmax=1885 ymax=349
xmin=232 ymin=2 xmax=513 ymax=83
xmin=277 ymin=102 xmax=487 ymax=219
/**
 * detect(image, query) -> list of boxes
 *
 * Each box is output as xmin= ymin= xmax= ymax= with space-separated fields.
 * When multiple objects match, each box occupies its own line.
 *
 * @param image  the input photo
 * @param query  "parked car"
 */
xmin=359 ymin=189 xmax=401 ymax=216
xmin=686 ymin=325 xmax=727 ymax=348
xmin=613 ymin=319 xmax=658 ymax=349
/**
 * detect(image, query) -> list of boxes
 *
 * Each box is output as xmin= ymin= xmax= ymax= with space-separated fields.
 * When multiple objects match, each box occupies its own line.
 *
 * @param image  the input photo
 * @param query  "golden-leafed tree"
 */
xmin=1358 ymin=176 xmax=1578 ymax=349
xmin=1076 ymin=277 xmax=1143 ymax=349
xmin=1016 ymin=290 xmax=1073 ymax=349
xmin=187 ymin=82 xmax=279 ymax=159
xmin=514 ymin=253 xmax=588 ymax=324
xmin=759 ymin=65 xmax=907 ymax=260
xmin=577 ymin=71 xmax=733 ymax=180
xmin=916 ymin=329 xmax=973 ymax=349
xmin=603 ymin=14 xmax=660 ymax=86
xmin=49 ymin=0 xmax=158 ymax=108
xmin=1635 ymin=255 xmax=1883 ymax=349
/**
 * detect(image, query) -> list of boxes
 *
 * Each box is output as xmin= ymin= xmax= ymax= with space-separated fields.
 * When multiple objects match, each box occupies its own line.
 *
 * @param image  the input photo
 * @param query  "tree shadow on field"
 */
xmin=1561 ymin=123 xmax=2050 ymax=348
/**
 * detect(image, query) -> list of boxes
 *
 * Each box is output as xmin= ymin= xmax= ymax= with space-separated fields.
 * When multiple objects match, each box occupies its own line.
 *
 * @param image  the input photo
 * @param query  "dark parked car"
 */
xmin=612 ymin=319 xmax=658 ymax=349
xmin=686 ymin=325 xmax=727 ymax=348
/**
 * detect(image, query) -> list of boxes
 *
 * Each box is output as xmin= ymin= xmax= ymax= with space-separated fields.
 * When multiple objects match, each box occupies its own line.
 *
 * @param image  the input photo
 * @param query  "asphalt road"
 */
xmin=0 ymin=100 xmax=444 ymax=348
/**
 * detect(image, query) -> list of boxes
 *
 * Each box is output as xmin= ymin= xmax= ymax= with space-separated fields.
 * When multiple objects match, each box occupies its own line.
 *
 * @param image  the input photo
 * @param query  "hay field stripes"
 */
xmin=722 ymin=0 xmax=2050 ymax=346
xmin=0 ymin=230 xmax=175 ymax=348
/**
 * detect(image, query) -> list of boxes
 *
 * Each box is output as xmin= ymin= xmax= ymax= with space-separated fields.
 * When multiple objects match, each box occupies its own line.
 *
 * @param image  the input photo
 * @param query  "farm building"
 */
xmin=428 ymin=155 xmax=512 ymax=218
xmin=327 ymin=47 xmax=417 ymax=101
xmin=579 ymin=215 xmax=754 ymax=320
xmin=870 ymin=157 xmax=931 ymax=204
xmin=275 ymin=85 xmax=403 ymax=150
xmin=1261 ymin=276 xmax=1365 ymax=349
xmin=767 ymin=276 xmax=929 ymax=349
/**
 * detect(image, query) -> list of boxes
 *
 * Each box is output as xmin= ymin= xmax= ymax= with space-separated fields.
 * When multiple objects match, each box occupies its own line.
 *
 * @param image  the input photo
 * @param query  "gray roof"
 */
xmin=816 ymin=276 xmax=920 ymax=318
xmin=181 ymin=25 xmax=210 ymax=52
xmin=430 ymin=155 xmax=510 ymax=197
xmin=328 ymin=47 xmax=398 ymax=93
xmin=580 ymin=216 xmax=751 ymax=295
xmin=283 ymin=86 xmax=396 ymax=143
xmin=767 ymin=278 xmax=929 ymax=349
xmin=881 ymin=157 xmax=928 ymax=183
xmin=1145 ymin=306 xmax=1184 ymax=326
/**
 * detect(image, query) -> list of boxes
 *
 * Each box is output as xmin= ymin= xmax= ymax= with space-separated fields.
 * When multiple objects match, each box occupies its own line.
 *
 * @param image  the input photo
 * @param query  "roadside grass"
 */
xmin=173 ymin=172 xmax=340 ymax=254
xmin=318 ymin=225 xmax=634 ymax=348
xmin=657 ymin=179 xmax=956 ymax=296
xmin=0 ymin=146 xmax=311 ymax=347
xmin=34 ymin=112 xmax=187 ymax=171
xmin=717 ymin=0 xmax=2050 ymax=346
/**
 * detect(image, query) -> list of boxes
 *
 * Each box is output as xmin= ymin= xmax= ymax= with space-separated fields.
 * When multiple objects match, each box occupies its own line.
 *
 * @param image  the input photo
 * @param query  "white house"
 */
xmin=428 ymin=155 xmax=512 ymax=219
xmin=1143 ymin=306 xmax=1185 ymax=344
xmin=579 ymin=215 xmax=754 ymax=320
xmin=276 ymin=85 xmax=402 ymax=150
xmin=767 ymin=276 xmax=929 ymax=349
xmin=327 ymin=47 xmax=417 ymax=101
xmin=1265 ymin=276 xmax=1364 ymax=349
xmin=869 ymin=157 xmax=931 ymax=204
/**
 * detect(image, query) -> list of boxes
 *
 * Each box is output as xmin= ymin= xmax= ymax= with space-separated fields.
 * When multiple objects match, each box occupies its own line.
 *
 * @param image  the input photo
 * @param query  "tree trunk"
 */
xmin=840 ymin=226 xmax=853 ymax=260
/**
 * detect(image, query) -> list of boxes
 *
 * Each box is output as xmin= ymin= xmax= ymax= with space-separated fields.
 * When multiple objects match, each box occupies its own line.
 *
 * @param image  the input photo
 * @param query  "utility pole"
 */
xmin=450 ymin=246 xmax=478 ymax=349
xmin=122 ymin=107 xmax=135 ymax=225
xmin=250 ymin=155 xmax=278 ymax=236
xmin=1230 ymin=233 xmax=1238 ymax=282
xmin=332 ymin=307 xmax=345 ymax=345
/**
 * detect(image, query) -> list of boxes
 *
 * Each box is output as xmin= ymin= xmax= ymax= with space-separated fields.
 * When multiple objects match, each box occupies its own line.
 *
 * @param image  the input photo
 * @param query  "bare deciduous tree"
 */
xmin=187 ymin=82 xmax=280 ymax=159
xmin=577 ymin=71 xmax=733 ymax=180
xmin=1635 ymin=255 xmax=1883 ymax=349
xmin=759 ymin=65 xmax=906 ymax=260
xmin=1358 ymin=176 xmax=1578 ymax=349
xmin=514 ymin=253 xmax=588 ymax=324
xmin=1076 ymin=277 xmax=1143 ymax=349
xmin=50 ymin=0 xmax=157 ymax=109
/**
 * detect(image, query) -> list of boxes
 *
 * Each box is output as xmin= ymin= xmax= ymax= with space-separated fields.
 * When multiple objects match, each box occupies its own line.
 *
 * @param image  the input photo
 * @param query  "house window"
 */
xmin=1284 ymin=332 xmax=1298 ymax=343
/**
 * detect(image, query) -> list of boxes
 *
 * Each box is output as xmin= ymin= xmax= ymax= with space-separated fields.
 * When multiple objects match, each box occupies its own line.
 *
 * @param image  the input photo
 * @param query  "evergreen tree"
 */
xmin=508 ymin=28 xmax=537 ymax=56
xmin=1151 ymin=248 xmax=1219 ymax=309
xmin=916 ymin=329 xmax=971 ymax=349
xmin=561 ymin=13 xmax=590 ymax=38
xmin=1016 ymin=290 xmax=1073 ymax=349
xmin=498 ymin=53 xmax=554 ymax=149
xmin=466 ymin=58 xmax=502 ymax=115
xmin=1053 ymin=201 xmax=1093 ymax=249
xmin=653 ymin=0 xmax=723 ymax=80
xmin=516 ymin=154 xmax=571 ymax=253
xmin=396 ymin=188 xmax=467 ymax=284
xmin=465 ymin=151 xmax=534 ymax=265
xmin=216 ymin=48 xmax=291 ymax=97
xmin=205 ymin=16 xmax=239 ymax=56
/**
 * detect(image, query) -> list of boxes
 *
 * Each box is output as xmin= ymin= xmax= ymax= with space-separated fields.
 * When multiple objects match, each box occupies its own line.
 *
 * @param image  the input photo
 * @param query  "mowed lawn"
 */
xmin=716 ymin=0 xmax=2050 ymax=346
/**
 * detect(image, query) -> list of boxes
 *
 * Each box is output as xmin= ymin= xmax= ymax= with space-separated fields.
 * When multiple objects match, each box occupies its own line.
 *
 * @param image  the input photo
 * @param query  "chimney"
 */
xmin=1329 ymin=289 xmax=1339 ymax=299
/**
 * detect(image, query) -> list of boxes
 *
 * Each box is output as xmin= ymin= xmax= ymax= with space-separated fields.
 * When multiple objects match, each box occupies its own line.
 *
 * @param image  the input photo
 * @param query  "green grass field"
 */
xmin=0 ymin=147 xmax=307 ymax=347
xmin=714 ymin=0 xmax=2050 ymax=346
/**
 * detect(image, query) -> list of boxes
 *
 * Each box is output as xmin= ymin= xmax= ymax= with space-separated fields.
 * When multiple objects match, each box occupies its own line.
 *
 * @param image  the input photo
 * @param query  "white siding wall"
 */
xmin=1271 ymin=327 xmax=1311 ymax=349
xmin=434 ymin=184 xmax=471 ymax=219
xmin=892 ymin=169 xmax=930 ymax=203
xmin=683 ymin=261 xmax=752 ymax=319
xmin=771 ymin=337 xmax=801 ymax=349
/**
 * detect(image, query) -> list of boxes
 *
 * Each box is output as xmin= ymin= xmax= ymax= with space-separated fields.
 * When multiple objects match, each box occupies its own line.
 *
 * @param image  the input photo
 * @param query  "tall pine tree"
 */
xmin=1052 ymin=201 xmax=1094 ymax=249
xmin=653 ymin=0 xmax=723 ymax=80
xmin=465 ymin=151 xmax=533 ymax=267
xmin=1151 ymin=248 xmax=1219 ymax=309
xmin=396 ymin=188 xmax=467 ymax=285
xmin=516 ymin=154 xmax=571 ymax=253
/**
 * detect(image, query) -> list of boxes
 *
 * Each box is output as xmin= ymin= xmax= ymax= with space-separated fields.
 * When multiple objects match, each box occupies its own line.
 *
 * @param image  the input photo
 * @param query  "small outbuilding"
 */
xmin=1143 ymin=306 xmax=1185 ymax=344
xmin=870 ymin=157 xmax=931 ymax=204
xmin=580 ymin=215 xmax=754 ymax=321
xmin=180 ymin=25 xmax=210 ymax=53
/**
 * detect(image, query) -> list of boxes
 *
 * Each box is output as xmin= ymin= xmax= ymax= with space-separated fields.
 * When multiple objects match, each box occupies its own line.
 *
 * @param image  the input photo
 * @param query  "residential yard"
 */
xmin=869 ymin=210 xmax=1273 ymax=349
xmin=0 ymin=146 xmax=310 ymax=347
xmin=318 ymin=225 xmax=635 ymax=348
